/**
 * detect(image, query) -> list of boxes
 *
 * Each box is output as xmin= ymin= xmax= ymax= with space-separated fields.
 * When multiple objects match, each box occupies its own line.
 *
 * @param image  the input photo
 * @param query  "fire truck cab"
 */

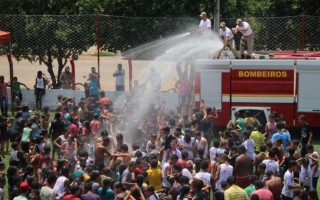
xmin=194 ymin=60 xmax=320 ymax=134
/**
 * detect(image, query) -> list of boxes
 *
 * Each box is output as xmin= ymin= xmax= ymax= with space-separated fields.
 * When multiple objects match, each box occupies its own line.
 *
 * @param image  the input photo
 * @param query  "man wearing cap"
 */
xmin=14 ymin=182 xmax=30 ymax=200
xmin=217 ymin=22 xmax=238 ymax=59
xmin=60 ymin=66 xmax=72 ymax=89
xmin=232 ymin=19 xmax=254 ymax=59
xmin=199 ymin=12 xmax=212 ymax=38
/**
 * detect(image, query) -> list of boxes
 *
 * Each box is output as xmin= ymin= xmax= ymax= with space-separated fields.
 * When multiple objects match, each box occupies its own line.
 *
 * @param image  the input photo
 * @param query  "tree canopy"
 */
xmin=1 ymin=0 xmax=319 ymax=17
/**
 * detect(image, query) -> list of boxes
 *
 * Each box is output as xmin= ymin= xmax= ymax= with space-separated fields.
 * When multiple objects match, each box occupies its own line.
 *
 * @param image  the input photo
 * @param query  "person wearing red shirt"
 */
xmin=99 ymin=91 xmax=111 ymax=111
xmin=134 ymin=158 xmax=145 ymax=180
xmin=62 ymin=185 xmax=81 ymax=200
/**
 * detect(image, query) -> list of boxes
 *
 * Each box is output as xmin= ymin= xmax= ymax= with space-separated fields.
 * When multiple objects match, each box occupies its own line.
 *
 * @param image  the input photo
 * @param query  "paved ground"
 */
xmin=0 ymin=54 xmax=179 ymax=91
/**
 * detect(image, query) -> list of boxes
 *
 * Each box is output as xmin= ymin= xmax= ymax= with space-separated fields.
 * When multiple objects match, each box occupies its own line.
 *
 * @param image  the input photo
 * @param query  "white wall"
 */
xmin=7 ymin=89 xmax=180 ymax=111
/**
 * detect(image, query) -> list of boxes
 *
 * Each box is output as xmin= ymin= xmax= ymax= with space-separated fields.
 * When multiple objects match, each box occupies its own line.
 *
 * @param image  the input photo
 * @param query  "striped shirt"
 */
xmin=224 ymin=185 xmax=249 ymax=200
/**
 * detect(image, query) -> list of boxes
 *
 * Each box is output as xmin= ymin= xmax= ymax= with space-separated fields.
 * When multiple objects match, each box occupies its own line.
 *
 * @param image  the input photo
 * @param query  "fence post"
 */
xmin=128 ymin=55 xmax=133 ymax=91
xmin=70 ymin=58 xmax=75 ymax=90
xmin=7 ymin=50 xmax=14 ymax=116
xmin=301 ymin=14 xmax=305 ymax=51
xmin=97 ymin=12 xmax=100 ymax=77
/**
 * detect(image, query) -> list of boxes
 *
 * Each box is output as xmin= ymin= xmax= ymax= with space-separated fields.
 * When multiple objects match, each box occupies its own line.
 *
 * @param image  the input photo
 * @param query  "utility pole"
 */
xmin=213 ymin=0 xmax=220 ymax=33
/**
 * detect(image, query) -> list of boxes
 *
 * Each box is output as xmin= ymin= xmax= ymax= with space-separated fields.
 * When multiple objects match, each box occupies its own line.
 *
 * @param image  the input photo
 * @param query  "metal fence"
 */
xmin=1 ymin=14 xmax=319 ymax=54
xmin=0 ymin=14 xmax=319 ymax=90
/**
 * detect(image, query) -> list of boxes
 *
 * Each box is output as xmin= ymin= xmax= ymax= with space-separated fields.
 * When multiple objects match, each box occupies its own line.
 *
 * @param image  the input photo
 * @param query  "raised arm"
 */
xmin=21 ymin=82 xmax=30 ymax=90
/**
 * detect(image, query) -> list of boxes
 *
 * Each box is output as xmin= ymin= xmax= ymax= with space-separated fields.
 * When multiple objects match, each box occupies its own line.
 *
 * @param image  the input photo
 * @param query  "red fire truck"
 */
xmin=194 ymin=60 xmax=320 ymax=132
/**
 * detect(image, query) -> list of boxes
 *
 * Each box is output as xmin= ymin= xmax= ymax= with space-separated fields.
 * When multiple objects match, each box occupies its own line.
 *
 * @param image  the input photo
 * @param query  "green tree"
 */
xmin=0 ymin=14 xmax=96 ymax=88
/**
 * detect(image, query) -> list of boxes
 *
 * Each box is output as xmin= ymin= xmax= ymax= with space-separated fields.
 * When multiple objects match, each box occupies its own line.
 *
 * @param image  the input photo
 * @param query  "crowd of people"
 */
xmin=0 ymin=89 xmax=316 ymax=200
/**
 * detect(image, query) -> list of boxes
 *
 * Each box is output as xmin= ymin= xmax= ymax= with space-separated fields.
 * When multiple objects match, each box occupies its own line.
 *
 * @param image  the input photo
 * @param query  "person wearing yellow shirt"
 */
xmin=250 ymin=125 xmax=265 ymax=153
xmin=146 ymin=159 xmax=162 ymax=191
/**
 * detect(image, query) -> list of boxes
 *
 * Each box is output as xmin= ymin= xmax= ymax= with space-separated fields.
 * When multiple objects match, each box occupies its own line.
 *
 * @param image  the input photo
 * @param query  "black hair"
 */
xmin=179 ymin=176 xmax=190 ymax=185
xmin=251 ymin=194 xmax=259 ymax=200
xmin=257 ymin=125 xmax=264 ymax=133
xmin=195 ymin=131 xmax=201 ymax=136
xmin=254 ymin=180 xmax=264 ymax=189
xmin=162 ymin=126 xmax=170 ymax=133
xmin=101 ymin=130 xmax=109 ymax=136
xmin=139 ymin=171 xmax=148 ymax=179
xmin=70 ymin=184 xmax=80 ymax=194
xmin=301 ymin=190 xmax=308 ymax=200
xmin=60 ymin=167 xmax=69 ymax=177
xmin=234 ymin=111 xmax=241 ymax=117
xmin=120 ymin=144 xmax=128 ymax=151
xmin=268 ymin=149 xmax=275 ymax=158
xmin=136 ymin=174 xmax=144 ymax=187
xmin=135 ymin=151 xmax=143 ymax=158
xmin=11 ymin=142 xmax=19 ymax=149
xmin=30 ymin=181 xmax=39 ymax=189
xmin=231 ymin=146 xmax=238 ymax=151
xmin=102 ymin=137 xmax=110 ymax=144
xmin=170 ymin=154 xmax=179 ymax=161
xmin=265 ymin=141 xmax=272 ymax=148
xmin=129 ymin=161 xmax=137 ymax=167
xmin=276 ymin=121 xmax=285 ymax=130
xmin=227 ymin=176 xmax=236 ymax=185
xmin=200 ymin=160 xmax=208 ymax=170
xmin=243 ymin=130 xmax=251 ymax=138
xmin=266 ymin=170 xmax=274 ymax=177
xmin=113 ymin=181 xmax=124 ymax=191
xmin=184 ymin=132 xmax=191 ymax=143
xmin=249 ymin=175 xmax=258 ymax=184
xmin=213 ymin=140 xmax=220 ymax=148
xmin=293 ymin=188 xmax=301 ymax=197
xmin=179 ymin=185 xmax=190 ymax=200
xmin=288 ymin=160 xmax=297 ymax=168
xmin=192 ymin=179 xmax=204 ymax=190
xmin=173 ymin=164 xmax=182 ymax=172
xmin=148 ymin=143 xmax=156 ymax=150
xmin=132 ymin=143 xmax=140 ymax=150
xmin=54 ymin=112 xmax=61 ymax=120
xmin=150 ymin=159 xmax=158 ymax=168
xmin=84 ymin=181 xmax=93 ymax=191
xmin=276 ymin=137 xmax=282 ymax=144
xmin=258 ymin=163 xmax=266 ymax=170
xmin=47 ymin=174 xmax=57 ymax=185
xmin=119 ymin=164 xmax=127 ymax=178
xmin=181 ymin=151 xmax=188 ymax=160
xmin=260 ymin=145 xmax=266 ymax=152
xmin=288 ymin=146 xmax=295 ymax=155
xmin=292 ymin=140 xmax=299 ymax=146
xmin=221 ymin=180 xmax=227 ymax=189
xmin=238 ymin=145 xmax=246 ymax=154
xmin=90 ymin=170 xmax=100 ymax=181
xmin=308 ymin=188 xmax=318 ymax=200
xmin=306 ymin=143 xmax=314 ymax=150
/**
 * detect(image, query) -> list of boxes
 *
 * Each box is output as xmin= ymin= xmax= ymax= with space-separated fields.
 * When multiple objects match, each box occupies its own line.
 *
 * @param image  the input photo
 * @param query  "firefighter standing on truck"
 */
xmin=232 ymin=19 xmax=254 ymax=59
xmin=217 ymin=22 xmax=239 ymax=59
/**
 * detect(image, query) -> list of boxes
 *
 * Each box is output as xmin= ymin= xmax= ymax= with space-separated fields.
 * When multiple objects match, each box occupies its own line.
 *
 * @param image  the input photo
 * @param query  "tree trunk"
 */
xmin=43 ymin=53 xmax=58 ymax=89
xmin=57 ymin=56 xmax=68 ymax=88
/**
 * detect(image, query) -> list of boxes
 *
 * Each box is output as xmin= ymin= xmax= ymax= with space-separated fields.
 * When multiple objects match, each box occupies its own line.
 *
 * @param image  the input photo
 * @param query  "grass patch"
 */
xmin=91 ymin=51 xmax=119 ymax=56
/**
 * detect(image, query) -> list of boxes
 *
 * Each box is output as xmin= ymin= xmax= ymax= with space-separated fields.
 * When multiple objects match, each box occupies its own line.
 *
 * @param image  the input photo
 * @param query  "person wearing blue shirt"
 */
xmin=272 ymin=122 xmax=291 ymax=153
xmin=89 ymin=75 xmax=99 ymax=101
